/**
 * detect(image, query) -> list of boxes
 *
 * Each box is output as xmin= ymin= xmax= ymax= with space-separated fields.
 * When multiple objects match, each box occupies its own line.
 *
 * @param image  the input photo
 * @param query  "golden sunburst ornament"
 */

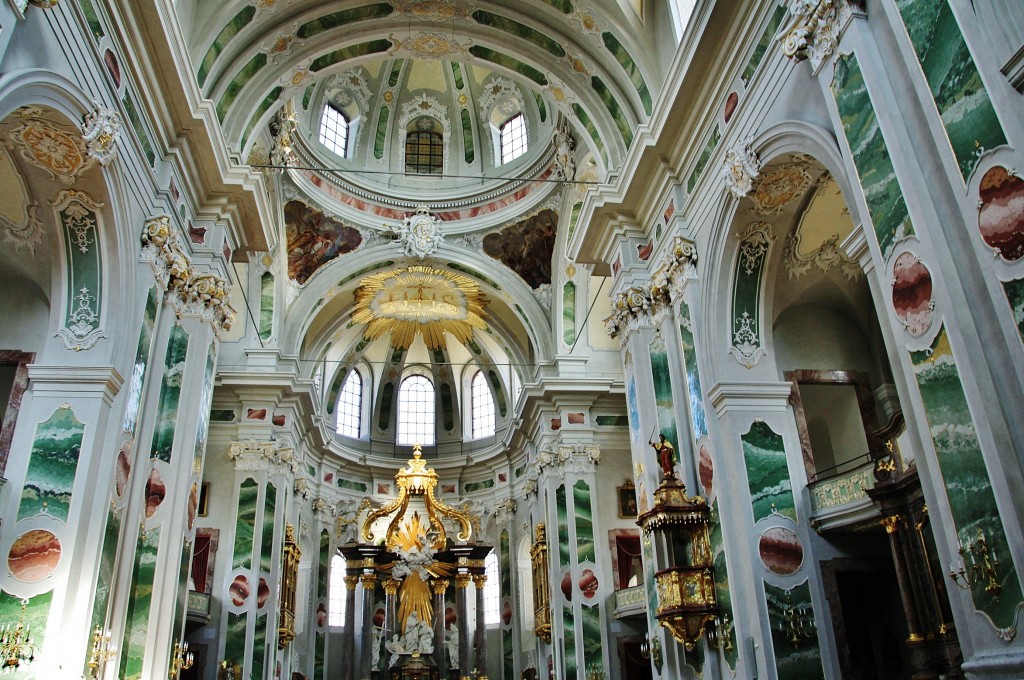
xmin=351 ymin=265 xmax=488 ymax=349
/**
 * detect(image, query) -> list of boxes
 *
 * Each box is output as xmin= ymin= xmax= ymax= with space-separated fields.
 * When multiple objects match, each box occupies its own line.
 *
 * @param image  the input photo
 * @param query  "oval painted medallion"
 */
xmin=229 ymin=574 xmax=250 ymax=606
xmin=145 ymin=468 xmax=166 ymax=518
xmin=892 ymin=252 xmax=933 ymax=337
xmin=758 ymin=526 xmax=803 ymax=575
xmin=698 ymin=445 xmax=714 ymax=498
xmin=115 ymin=441 xmax=131 ymax=497
xmin=9 ymin=529 xmax=61 ymax=582
xmin=979 ymin=166 xmax=1024 ymax=261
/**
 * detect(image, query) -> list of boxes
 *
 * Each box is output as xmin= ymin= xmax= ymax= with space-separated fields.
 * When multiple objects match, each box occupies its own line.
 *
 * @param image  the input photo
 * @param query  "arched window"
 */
xmin=471 ymin=371 xmax=495 ymax=439
xmin=319 ymin=103 xmax=350 ymax=157
xmin=336 ymin=370 xmax=362 ymax=438
xmin=499 ymin=113 xmax=528 ymax=164
xmin=483 ymin=551 xmax=500 ymax=625
xmin=329 ymin=553 xmax=346 ymax=626
xmin=405 ymin=130 xmax=444 ymax=175
xmin=397 ymin=375 xmax=435 ymax=445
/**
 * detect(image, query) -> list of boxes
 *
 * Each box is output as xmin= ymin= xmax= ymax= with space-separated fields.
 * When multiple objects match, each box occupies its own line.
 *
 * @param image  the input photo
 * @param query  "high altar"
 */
xmin=337 ymin=446 xmax=493 ymax=680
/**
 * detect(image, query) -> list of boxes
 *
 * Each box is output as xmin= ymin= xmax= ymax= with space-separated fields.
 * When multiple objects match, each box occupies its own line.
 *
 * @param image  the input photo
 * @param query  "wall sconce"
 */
xmin=86 ymin=626 xmax=117 ymax=676
xmin=168 ymin=641 xmax=194 ymax=678
xmin=778 ymin=597 xmax=814 ymax=646
xmin=949 ymin=528 xmax=1001 ymax=600
xmin=0 ymin=599 xmax=35 ymax=671
xmin=637 ymin=472 xmax=719 ymax=650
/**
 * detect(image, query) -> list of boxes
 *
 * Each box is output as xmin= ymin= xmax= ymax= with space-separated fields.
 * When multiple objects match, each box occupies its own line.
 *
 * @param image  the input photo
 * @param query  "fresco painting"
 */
xmin=285 ymin=200 xmax=363 ymax=284
xmin=482 ymin=209 xmax=557 ymax=289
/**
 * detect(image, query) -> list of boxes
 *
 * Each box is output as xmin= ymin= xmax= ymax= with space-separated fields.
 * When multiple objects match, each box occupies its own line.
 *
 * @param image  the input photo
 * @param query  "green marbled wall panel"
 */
xmin=338 ymin=478 xmax=368 ymax=492
xmin=472 ymin=10 xmax=565 ymax=58
xmin=601 ymin=32 xmax=652 ymax=115
xmin=581 ymin=603 xmax=603 ymax=676
xmin=440 ymin=382 xmax=455 ymax=431
xmin=895 ymin=0 xmax=1006 ymax=179
xmin=535 ymin=92 xmax=547 ymax=122
xmin=679 ymin=307 xmax=707 ymax=440
xmin=731 ymin=226 xmax=772 ymax=366
xmin=649 ymin=338 xmax=679 ymax=461
xmin=640 ymin=535 xmax=663 ymax=675
xmin=563 ymin=281 xmax=576 ymax=345
xmin=500 ymin=529 xmax=511 ymax=596
xmin=123 ymin=287 xmax=158 ymax=435
xmin=710 ymin=499 xmax=738 ymax=668
xmin=302 ymin=84 xmax=315 ymax=110
xmin=686 ymin=125 xmax=720 ymax=193
xmin=539 ymin=0 xmax=573 ymax=13
xmin=216 ymin=52 xmax=267 ymax=122
xmin=119 ymin=526 xmax=160 ymax=680
xmin=741 ymin=3 xmax=788 ymax=86
xmin=259 ymin=483 xmax=276 ymax=574
xmin=742 ymin=421 xmax=796 ymax=523
xmin=572 ymin=104 xmax=605 ymax=162
xmin=563 ymin=605 xmax=577 ymax=677
xmin=556 ymin=484 xmax=570 ymax=569
xmin=468 ymin=46 xmax=547 ymax=86
xmin=831 ymin=53 xmax=915 ymax=259
xmin=503 ymin=630 xmax=513 ymax=680
xmin=388 ymin=60 xmax=404 ymax=88
xmin=241 ymin=86 xmax=283 ymax=150
xmin=460 ymin=109 xmax=474 ymax=163
xmin=486 ymin=369 xmax=507 ymax=417
xmin=318 ymin=530 xmax=330 ymax=599
xmin=296 ymin=4 xmax=394 ymax=39
xmin=910 ymin=327 xmax=1023 ymax=625
xmin=251 ymin=613 xmax=267 ymax=680
xmin=77 ymin=0 xmax=105 ymax=40
xmin=310 ymin=41 xmax=393 ymax=73
xmin=152 ymin=325 xmax=190 ymax=463
xmin=591 ymin=76 xmax=633 ymax=146
xmin=765 ymin=581 xmax=823 ymax=680
xmin=191 ymin=346 xmax=216 ymax=467
xmin=18 ymin=406 xmax=83 ymax=522
xmin=196 ymin=6 xmax=255 ymax=87
xmin=121 ymin=93 xmax=155 ymax=165
xmin=170 ymin=541 xmax=192 ymax=647
xmin=0 ymin=591 xmax=51 ymax=679
xmin=567 ymin=202 xmax=582 ymax=242
xmin=1004 ymin=278 xmax=1024 ymax=343
xmin=233 ymin=479 xmax=259 ymax=571
xmin=259 ymin=272 xmax=274 ymax=341
xmin=224 ymin=611 xmax=247 ymax=671
xmin=573 ymin=480 xmax=595 ymax=564
xmin=463 ymin=479 xmax=494 ymax=493
xmin=451 ymin=62 xmax=464 ymax=89
xmin=89 ymin=508 xmax=123 ymax=632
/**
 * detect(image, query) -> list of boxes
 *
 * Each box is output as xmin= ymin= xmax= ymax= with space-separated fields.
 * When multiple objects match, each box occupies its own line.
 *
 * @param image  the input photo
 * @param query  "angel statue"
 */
xmin=385 ymin=613 xmax=434 ymax=667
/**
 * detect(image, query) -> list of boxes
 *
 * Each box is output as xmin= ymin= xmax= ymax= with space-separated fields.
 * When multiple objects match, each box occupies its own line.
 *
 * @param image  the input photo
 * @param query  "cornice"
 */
xmin=707 ymin=381 xmax=794 ymax=415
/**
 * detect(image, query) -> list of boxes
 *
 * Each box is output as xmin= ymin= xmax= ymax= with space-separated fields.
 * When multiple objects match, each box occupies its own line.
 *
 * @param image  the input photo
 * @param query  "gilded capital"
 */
xmin=382 ymin=578 xmax=401 ymax=596
xmin=881 ymin=515 xmax=904 ymax=534
xmin=431 ymin=578 xmax=450 ymax=596
xmin=360 ymin=572 xmax=378 ymax=589
xmin=343 ymin=575 xmax=359 ymax=591
xmin=455 ymin=573 xmax=473 ymax=589
xmin=472 ymin=573 xmax=487 ymax=590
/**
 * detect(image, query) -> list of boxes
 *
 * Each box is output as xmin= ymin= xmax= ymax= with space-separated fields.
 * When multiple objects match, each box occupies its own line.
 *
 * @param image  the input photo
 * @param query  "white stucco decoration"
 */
xmin=721 ymin=138 xmax=762 ymax=198
xmin=398 ymin=206 xmax=444 ymax=259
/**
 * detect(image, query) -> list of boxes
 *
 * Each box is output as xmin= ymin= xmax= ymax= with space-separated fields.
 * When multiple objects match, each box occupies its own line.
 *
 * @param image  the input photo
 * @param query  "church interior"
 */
xmin=0 ymin=1 xmax=1023 ymax=678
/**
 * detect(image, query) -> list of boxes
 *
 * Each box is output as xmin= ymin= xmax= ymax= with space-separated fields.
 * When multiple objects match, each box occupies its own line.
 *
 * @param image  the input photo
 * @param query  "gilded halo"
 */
xmin=351 ymin=265 xmax=488 ymax=349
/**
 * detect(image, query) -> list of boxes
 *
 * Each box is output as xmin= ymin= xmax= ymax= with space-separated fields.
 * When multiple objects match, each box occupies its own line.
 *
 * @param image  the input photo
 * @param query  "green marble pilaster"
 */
xmin=742 ymin=421 xmax=796 ymax=523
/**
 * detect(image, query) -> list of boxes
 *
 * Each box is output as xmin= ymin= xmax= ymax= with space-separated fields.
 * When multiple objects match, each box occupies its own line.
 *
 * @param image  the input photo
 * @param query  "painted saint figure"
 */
xmin=650 ymin=433 xmax=677 ymax=478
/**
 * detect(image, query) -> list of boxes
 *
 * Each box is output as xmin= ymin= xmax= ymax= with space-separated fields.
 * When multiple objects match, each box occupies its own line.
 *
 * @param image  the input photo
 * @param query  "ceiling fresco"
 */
xmin=482 ymin=208 xmax=558 ymax=289
xmin=285 ymin=200 xmax=363 ymax=284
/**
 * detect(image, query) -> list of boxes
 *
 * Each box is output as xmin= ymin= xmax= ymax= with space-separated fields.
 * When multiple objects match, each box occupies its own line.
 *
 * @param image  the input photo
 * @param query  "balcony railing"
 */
xmin=807 ymin=450 xmax=893 ymax=532
xmin=612 ymin=584 xmax=646 ymax=619
xmin=187 ymin=590 xmax=211 ymax=626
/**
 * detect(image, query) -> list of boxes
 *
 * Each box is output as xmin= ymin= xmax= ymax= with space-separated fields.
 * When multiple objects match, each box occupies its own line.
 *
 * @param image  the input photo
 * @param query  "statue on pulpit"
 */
xmin=649 ymin=433 xmax=678 ymax=478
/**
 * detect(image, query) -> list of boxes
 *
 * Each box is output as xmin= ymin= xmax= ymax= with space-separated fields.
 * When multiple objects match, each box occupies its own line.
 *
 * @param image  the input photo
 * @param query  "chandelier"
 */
xmin=0 ymin=599 xmax=35 ymax=672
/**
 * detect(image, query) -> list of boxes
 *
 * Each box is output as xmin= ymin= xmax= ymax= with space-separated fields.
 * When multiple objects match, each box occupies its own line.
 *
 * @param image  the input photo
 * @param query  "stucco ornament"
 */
xmin=398 ymin=206 xmax=444 ymax=258
xmin=227 ymin=440 xmax=298 ymax=474
xmin=552 ymin=124 xmax=576 ymax=182
xmin=81 ymin=105 xmax=121 ymax=166
xmin=781 ymin=0 xmax=861 ymax=72
xmin=721 ymin=138 xmax=762 ymax=198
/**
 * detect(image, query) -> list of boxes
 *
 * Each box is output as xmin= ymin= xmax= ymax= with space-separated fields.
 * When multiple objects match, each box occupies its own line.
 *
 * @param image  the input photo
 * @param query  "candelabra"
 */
xmin=709 ymin=612 xmax=734 ymax=652
xmin=779 ymin=597 xmax=814 ymax=647
xmin=0 ymin=599 xmax=35 ymax=671
xmin=168 ymin=641 xmax=194 ymax=678
xmin=86 ymin=626 xmax=117 ymax=677
xmin=949 ymin=528 xmax=1001 ymax=600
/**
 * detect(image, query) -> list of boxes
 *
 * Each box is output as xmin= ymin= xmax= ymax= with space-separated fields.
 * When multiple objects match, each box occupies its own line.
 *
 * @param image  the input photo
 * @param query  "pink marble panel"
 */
xmin=8 ymin=529 xmax=60 ymax=582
